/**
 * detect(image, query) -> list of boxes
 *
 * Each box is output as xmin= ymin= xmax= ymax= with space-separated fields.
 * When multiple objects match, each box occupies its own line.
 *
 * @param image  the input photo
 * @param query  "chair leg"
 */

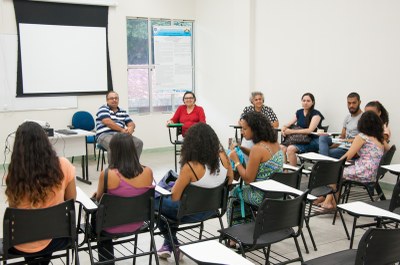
xmin=375 ymin=183 xmax=386 ymax=200
xmin=174 ymin=144 xmax=178 ymax=172
xmin=97 ymin=148 xmax=101 ymax=171
xmin=349 ymin=217 xmax=358 ymax=249
xmin=300 ymin=230 xmax=309 ymax=254
xmin=294 ymin=236 xmax=304 ymax=263
xmin=333 ymin=196 xmax=350 ymax=239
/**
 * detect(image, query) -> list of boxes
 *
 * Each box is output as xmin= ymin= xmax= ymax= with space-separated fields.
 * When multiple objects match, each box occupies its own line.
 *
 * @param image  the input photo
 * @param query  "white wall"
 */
xmin=253 ymin=0 xmax=400 ymax=183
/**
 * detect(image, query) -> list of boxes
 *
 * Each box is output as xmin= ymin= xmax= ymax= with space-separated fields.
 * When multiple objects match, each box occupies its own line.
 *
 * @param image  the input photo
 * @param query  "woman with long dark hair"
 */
xmin=93 ymin=133 xmax=154 ymax=264
xmin=156 ymin=123 xmax=233 ymax=260
xmin=6 ymin=121 xmax=76 ymax=264
xmin=227 ymin=112 xmax=283 ymax=229
xmin=319 ymin=111 xmax=388 ymax=209
xmin=364 ymin=100 xmax=391 ymax=143
xmin=280 ymin=92 xmax=325 ymax=165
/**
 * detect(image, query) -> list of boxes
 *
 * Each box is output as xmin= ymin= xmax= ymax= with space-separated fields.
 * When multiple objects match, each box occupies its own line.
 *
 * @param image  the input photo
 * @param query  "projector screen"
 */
xmin=13 ymin=0 xmax=112 ymax=97
xmin=19 ymin=23 xmax=107 ymax=94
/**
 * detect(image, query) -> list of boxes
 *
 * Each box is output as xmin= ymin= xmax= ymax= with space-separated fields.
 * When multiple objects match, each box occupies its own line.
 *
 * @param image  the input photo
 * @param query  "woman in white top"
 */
xmin=156 ymin=123 xmax=233 ymax=259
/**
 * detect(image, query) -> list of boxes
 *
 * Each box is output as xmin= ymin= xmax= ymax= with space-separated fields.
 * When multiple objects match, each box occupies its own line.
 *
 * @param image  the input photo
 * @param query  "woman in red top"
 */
xmin=166 ymin=91 xmax=206 ymax=136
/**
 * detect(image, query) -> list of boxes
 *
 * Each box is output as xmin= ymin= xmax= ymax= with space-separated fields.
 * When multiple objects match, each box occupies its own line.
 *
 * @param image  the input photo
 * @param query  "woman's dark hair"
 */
xmin=302 ymin=92 xmax=316 ymax=127
xmin=108 ymin=133 xmax=143 ymax=178
xmin=241 ymin=112 xmax=277 ymax=144
xmin=6 ymin=121 xmax=63 ymax=207
xmin=365 ymin=101 xmax=389 ymax=125
xmin=182 ymin=91 xmax=196 ymax=102
xmin=358 ymin=111 xmax=384 ymax=144
xmin=179 ymin=123 xmax=220 ymax=174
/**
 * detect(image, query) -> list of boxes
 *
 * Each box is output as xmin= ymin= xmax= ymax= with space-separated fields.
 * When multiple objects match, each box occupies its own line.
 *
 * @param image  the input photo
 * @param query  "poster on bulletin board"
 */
xmin=153 ymin=26 xmax=193 ymax=94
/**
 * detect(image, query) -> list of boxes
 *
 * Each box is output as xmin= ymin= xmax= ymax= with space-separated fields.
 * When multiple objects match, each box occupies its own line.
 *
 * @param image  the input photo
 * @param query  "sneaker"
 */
xmin=157 ymin=244 xmax=172 ymax=259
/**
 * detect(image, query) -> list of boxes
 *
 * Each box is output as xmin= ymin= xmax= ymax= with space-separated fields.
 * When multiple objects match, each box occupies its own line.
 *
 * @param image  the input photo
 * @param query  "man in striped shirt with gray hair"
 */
xmin=96 ymin=91 xmax=143 ymax=160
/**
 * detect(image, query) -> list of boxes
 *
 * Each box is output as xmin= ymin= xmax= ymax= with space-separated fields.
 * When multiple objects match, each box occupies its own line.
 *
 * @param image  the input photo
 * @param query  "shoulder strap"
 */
xmin=103 ymin=168 xmax=109 ymax=194
xmin=187 ymin=162 xmax=199 ymax=181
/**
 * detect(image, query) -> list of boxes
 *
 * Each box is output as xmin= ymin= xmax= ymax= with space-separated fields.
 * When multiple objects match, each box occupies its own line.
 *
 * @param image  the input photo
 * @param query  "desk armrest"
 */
xmin=167 ymin=123 xmax=183 ymax=128
xmin=76 ymin=187 xmax=98 ymax=211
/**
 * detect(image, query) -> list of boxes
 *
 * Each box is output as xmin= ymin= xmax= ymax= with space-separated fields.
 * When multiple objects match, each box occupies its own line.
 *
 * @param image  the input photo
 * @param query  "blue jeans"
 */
xmin=155 ymin=197 xmax=215 ymax=247
xmin=319 ymin=135 xmax=347 ymax=159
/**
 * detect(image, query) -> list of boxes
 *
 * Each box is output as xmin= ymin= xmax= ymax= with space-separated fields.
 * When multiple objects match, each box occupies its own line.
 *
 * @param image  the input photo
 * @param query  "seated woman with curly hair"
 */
xmin=5 ymin=121 xmax=76 ymax=264
xmin=156 ymin=123 xmax=233 ymax=260
xmin=227 ymin=111 xmax=284 ymax=227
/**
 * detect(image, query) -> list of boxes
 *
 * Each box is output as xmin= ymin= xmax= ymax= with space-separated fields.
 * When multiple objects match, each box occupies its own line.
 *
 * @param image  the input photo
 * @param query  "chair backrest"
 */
xmin=2 ymin=199 xmax=76 ymax=255
xmin=389 ymin=180 xmax=400 ymax=212
xmin=72 ymin=111 xmax=95 ymax=131
xmin=177 ymin=178 xmax=229 ymax=219
xmin=355 ymin=228 xmax=400 ymax=265
xmin=376 ymin=145 xmax=396 ymax=181
xmin=308 ymin=159 xmax=345 ymax=191
xmin=265 ymin=165 xmax=303 ymax=199
xmin=253 ymin=191 xmax=308 ymax=243
xmin=96 ymin=188 xmax=155 ymax=235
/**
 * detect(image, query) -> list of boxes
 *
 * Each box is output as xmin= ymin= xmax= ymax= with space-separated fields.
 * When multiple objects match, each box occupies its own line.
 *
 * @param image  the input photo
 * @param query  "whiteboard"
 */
xmin=0 ymin=34 xmax=77 ymax=112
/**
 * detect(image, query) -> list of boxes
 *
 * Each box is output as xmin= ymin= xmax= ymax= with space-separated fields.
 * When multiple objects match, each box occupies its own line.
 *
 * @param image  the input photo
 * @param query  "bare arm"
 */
xmin=64 ymin=178 xmax=77 ymax=201
xmin=340 ymin=134 xmax=365 ymax=161
xmin=230 ymin=145 xmax=266 ymax=184
xmin=281 ymin=116 xmax=297 ymax=136
xmin=219 ymin=150 xmax=234 ymax=185
xmin=171 ymin=164 xmax=192 ymax=201
xmin=272 ymin=120 xmax=279 ymax=129
xmin=102 ymin=118 xmax=126 ymax=132
xmin=126 ymin=121 xmax=135 ymax=134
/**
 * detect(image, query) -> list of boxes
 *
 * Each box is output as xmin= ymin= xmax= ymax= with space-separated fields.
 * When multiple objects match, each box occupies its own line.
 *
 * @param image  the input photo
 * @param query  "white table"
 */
xmin=179 ymin=240 xmax=254 ymax=265
xmin=338 ymin=201 xmax=400 ymax=248
xmin=381 ymin=164 xmax=400 ymax=182
xmin=298 ymin=152 xmax=351 ymax=166
xmin=250 ymin=179 xmax=317 ymax=200
xmin=53 ymin=129 xmax=95 ymax=184
xmin=76 ymin=186 xmax=98 ymax=211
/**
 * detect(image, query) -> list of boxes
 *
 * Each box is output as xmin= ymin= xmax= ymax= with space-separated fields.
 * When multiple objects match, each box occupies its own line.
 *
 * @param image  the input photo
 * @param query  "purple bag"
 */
xmin=156 ymin=170 xmax=178 ymax=197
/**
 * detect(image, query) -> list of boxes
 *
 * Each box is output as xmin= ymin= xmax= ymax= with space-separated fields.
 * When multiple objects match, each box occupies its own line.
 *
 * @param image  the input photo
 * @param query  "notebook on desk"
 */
xmin=55 ymin=129 xmax=78 ymax=135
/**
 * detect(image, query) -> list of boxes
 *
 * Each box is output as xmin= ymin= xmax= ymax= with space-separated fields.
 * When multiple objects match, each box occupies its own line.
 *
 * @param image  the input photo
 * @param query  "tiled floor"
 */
xmin=0 ymin=148 xmax=393 ymax=264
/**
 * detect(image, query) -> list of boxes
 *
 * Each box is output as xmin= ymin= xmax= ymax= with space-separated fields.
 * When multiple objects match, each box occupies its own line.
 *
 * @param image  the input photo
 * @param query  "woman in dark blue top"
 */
xmin=281 ymin=93 xmax=324 ymax=165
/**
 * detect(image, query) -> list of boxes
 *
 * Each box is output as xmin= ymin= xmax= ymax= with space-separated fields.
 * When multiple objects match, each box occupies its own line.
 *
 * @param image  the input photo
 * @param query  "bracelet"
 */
xmin=234 ymin=162 xmax=241 ymax=169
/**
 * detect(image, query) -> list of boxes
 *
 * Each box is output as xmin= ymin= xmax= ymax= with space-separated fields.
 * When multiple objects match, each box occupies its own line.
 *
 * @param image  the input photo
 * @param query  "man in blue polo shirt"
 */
xmin=96 ymin=91 xmax=143 ymax=159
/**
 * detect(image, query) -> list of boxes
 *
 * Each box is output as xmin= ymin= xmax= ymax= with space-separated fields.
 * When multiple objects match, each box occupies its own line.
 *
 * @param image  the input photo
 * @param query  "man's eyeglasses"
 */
xmin=107 ymin=97 xmax=119 ymax=100
xmin=184 ymin=97 xmax=194 ymax=100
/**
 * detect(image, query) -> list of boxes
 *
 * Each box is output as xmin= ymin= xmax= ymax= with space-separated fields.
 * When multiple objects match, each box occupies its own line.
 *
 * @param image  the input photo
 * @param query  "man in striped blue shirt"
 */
xmin=96 ymin=91 xmax=143 ymax=159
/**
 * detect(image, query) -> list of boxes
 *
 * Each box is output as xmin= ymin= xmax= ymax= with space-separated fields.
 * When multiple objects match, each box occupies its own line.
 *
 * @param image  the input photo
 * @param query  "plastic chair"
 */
xmin=0 ymin=200 xmax=79 ymax=265
xmin=303 ymin=228 xmax=400 ymax=265
xmin=303 ymin=159 xmax=349 ymax=252
xmin=340 ymin=145 xmax=396 ymax=203
xmin=70 ymin=111 xmax=97 ymax=160
xmin=84 ymin=189 xmax=159 ymax=265
xmin=167 ymin=124 xmax=183 ymax=172
xmin=218 ymin=191 xmax=309 ymax=264
xmin=156 ymin=179 xmax=229 ymax=265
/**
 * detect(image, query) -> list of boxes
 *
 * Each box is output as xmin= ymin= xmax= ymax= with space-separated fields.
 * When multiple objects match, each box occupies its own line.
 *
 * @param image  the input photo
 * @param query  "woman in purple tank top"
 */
xmin=93 ymin=133 xmax=154 ymax=264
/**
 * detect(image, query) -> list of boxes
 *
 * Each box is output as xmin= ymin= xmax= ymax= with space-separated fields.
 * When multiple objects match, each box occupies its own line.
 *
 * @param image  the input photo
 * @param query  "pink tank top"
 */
xmin=105 ymin=170 xmax=154 ymax=234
